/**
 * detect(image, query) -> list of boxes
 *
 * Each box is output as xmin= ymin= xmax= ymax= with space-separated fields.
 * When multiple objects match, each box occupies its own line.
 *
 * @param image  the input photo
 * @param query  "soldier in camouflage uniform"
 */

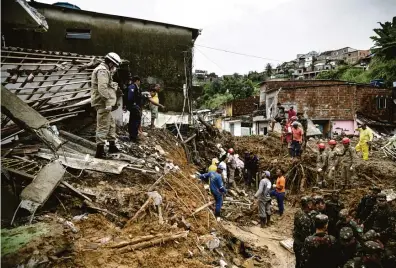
xmin=316 ymin=143 xmax=328 ymax=187
xmin=338 ymin=227 xmax=359 ymax=267
xmin=91 ymin=52 xmax=121 ymax=158
xmin=301 ymin=214 xmax=338 ymax=268
xmin=326 ymin=140 xmax=339 ymax=188
xmin=364 ymin=193 xmax=393 ymax=245
xmin=337 ymin=137 xmax=356 ymax=188
xmin=335 ymin=209 xmax=364 ymax=240
xmin=343 ymin=241 xmax=384 ymax=268
xmin=325 ymin=191 xmax=345 ymax=237
xmin=356 ymin=187 xmax=381 ymax=226
xmin=293 ymin=196 xmax=314 ymax=268
xmin=383 ymin=209 xmax=396 ymax=268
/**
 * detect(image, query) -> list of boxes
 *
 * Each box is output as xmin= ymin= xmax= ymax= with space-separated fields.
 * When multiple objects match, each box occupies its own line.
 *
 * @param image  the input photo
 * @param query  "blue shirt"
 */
xmin=127 ymin=83 xmax=142 ymax=109
xmin=199 ymin=171 xmax=226 ymax=194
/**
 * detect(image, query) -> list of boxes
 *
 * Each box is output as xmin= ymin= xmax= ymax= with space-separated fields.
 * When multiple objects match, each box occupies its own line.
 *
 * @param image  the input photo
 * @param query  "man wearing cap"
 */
xmin=337 ymin=137 xmax=356 ymax=188
xmin=364 ymin=193 xmax=394 ymax=245
xmin=198 ymin=164 xmax=228 ymax=221
xmin=336 ymin=209 xmax=364 ymax=240
xmin=325 ymin=191 xmax=345 ymax=237
xmin=355 ymin=123 xmax=374 ymax=161
xmin=356 ymin=187 xmax=381 ymax=226
xmin=301 ymin=214 xmax=338 ymax=268
xmin=293 ymin=196 xmax=314 ymax=268
xmin=344 ymin=241 xmax=384 ymax=268
xmin=253 ymin=171 xmax=272 ymax=228
xmin=338 ymin=227 xmax=359 ymax=267
xmin=316 ymin=143 xmax=328 ymax=187
xmin=91 ymin=52 xmax=122 ymax=158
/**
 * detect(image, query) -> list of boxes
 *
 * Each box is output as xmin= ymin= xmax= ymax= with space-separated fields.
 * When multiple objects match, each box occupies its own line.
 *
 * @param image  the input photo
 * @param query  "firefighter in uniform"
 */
xmin=338 ymin=137 xmax=356 ymax=188
xmin=316 ymin=143 xmax=328 ymax=187
xmin=91 ymin=52 xmax=121 ymax=158
xmin=326 ymin=139 xmax=339 ymax=188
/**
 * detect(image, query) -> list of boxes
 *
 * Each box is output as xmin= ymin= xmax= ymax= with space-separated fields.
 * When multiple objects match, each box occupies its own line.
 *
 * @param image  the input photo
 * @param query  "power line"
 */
xmin=195 ymin=47 xmax=224 ymax=72
xmin=195 ymin=44 xmax=284 ymax=62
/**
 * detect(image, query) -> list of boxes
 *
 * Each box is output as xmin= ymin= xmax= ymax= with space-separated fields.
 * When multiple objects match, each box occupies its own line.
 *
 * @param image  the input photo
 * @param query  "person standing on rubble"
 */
xmin=227 ymin=148 xmax=238 ymax=189
xmin=253 ymin=171 xmax=272 ymax=228
xmin=270 ymin=168 xmax=286 ymax=217
xmin=291 ymin=121 xmax=304 ymax=159
xmin=208 ymin=158 xmax=219 ymax=172
xmin=316 ymin=143 xmax=328 ymax=187
xmin=326 ymin=140 xmax=339 ymax=188
xmin=293 ymin=196 xmax=314 ymax=268
xmin=246 ymin=152 xmax=259 ymax=187
xmin=91 ymin=52 xmax=122 ymax=158
xmin=288 ymin=106 xmax=297 ymax=120
xmin=198 ymin=163 xmax=227 ymax=221
xmin=355 ymin=123 xmax=374 ymax=161
xmin=338 ymin=137 xmax=356 ymax=188
xmin=148 ymin=84 xmax=165 ymax=128
xmin=127 ymin=76 xmax=142 ymax=143
xmin=356 ymin=187 xmax=381 ymax=226
xmin=270 ymin=102 xmax=285 ymax=132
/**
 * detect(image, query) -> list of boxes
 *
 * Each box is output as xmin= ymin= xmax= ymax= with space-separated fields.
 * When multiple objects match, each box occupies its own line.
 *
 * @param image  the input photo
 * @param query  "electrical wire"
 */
xmin=195 ymin=44 xmax=283 ymax=62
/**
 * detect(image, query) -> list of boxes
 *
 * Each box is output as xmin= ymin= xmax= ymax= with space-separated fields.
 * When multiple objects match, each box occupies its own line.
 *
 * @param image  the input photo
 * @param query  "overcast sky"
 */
xmin=38 ymin=0 xmax=396 ymax=75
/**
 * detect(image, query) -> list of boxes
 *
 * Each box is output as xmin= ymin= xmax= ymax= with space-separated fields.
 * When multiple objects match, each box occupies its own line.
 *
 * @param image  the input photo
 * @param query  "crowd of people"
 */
xmin=293 ymin=189 xmax=395 ymax=268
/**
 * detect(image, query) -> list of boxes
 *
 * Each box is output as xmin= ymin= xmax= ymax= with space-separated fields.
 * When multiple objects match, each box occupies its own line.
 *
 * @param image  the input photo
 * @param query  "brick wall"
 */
xmin=231 ymin=95 xmax=260 ymax=116
xmin=275 ymin=84 xmax=392 ymax=121
xmin=262 ymin=80 xmax=346 ymax=91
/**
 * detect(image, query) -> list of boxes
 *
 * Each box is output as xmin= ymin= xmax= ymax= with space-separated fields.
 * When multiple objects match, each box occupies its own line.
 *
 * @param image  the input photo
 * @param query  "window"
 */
xmin=377 ymin=97 xmax=387 ymax=109
xmin=65 ymin=29 xmax=91 ymax=39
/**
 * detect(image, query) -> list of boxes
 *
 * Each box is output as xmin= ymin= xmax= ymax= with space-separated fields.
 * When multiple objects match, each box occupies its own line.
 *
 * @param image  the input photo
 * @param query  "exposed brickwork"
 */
xmin=262 ymin=80 xmax=346 ymax=91
xmin=230 ymin=95 xmax=260 ymax=116
xmin=266 ymin=82 xmax=393 ymax=121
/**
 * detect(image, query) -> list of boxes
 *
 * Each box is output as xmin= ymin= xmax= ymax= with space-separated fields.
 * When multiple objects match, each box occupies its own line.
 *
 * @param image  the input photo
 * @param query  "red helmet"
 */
xmin=290 ymin=116 xmax=298 ymax=122
xmin=328 ymin=140 xmax=337 ymax=145
xmin=228 ymin=148 xmax=234 ymax=154
xmin=342 ymin=137 xmax=350 ymax=144
xmin=318 ymin=143 xmax=325 ymax=149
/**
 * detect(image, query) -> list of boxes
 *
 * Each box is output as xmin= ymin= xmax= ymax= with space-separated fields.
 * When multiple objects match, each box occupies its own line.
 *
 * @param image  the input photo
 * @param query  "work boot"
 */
xmin=95 ymin=144 xmax=105 ymax=159
xmin=260 ymin=217 xmax=267 ymax=228
xmin=108 ymin=140 xmax=120 ymax=153
xmin=267 ymin=215 xmax=272 ymax=226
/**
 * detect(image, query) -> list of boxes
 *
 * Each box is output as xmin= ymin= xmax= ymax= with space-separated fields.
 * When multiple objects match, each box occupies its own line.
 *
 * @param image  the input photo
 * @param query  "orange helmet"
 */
xmin=328 ymin=140 xmax=337 ymax=145
xmin=228 ymin=148 xmax=234 ymax=154
xmin=318 ymin=143 xmax=325 ymax=149
xmin=342 ymin=137 xmax=350 ymax=144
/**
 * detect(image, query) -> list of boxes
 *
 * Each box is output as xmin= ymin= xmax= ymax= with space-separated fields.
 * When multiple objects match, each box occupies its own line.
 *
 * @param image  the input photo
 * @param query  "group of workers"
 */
xmin=293 ymin=188 xmax=396 ymax=268
xmin=90 ymin=52 xmax=165 ymax=158
xmin=316 ymin=123 xmax=373 ymax=189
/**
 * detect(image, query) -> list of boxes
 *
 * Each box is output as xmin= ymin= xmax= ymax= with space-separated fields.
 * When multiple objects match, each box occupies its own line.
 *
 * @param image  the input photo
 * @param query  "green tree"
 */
xmin=265 ymin=63 xmax=273 ymax=77
xmin=371 ymin=16 xmax=396 ymax=60
xmin=223 ymin=77 xmax=254 ymax=100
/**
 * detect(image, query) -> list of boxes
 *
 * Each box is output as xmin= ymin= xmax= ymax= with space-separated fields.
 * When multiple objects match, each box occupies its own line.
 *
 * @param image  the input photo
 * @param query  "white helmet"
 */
xmin=105 ymin=52 xmax=121 ymax=66
xmin=218 ymin=162 xmax=226 ymax=171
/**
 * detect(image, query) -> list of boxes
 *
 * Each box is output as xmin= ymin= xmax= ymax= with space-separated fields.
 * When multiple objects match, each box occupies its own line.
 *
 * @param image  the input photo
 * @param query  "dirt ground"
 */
xmin=2 ymin=127 xmax=395 ymax=268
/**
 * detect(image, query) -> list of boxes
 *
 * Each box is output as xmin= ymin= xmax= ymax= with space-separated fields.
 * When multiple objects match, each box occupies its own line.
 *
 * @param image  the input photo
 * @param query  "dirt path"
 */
xmin=222 ymin=206 xmax=297 ymax=268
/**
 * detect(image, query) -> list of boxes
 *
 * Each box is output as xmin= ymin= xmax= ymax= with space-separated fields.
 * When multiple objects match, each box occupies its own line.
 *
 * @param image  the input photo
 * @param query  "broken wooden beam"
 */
xmin=182 ymin=134 xmax=197 ymax=144
xmin=129 ymin=197 xmax=152 ymax=223
xmin=191 ymin=201 xmax=214 ymax=216
xmin=59 ymin=130 xmax=96 ymax=151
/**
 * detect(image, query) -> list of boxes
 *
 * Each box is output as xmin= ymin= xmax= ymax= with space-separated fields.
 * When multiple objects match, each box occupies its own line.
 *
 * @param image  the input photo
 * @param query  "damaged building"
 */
xmin=2 ymin=0 xmax=200 ymax=112
xmin=260 ymin=80 xmax=396 ymax=137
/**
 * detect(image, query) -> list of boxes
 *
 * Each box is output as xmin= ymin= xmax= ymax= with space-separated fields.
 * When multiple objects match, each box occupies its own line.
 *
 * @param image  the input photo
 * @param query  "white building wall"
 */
xmin=122 ymin=110 xmax=189 ymax=128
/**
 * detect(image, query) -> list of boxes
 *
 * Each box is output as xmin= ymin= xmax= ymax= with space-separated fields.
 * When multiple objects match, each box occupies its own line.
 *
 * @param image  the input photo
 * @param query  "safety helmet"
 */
xmin=318 ymin=143 xmax=325 ymax=149
xmin=263 ymin=171 xmax=270 ymax=178
xmin=217 ymin=162 xmax=226 ymax=171
xmin=228 ymin=148 xmax=234 ymax=154
xmin=290 ymin=116 xmax=298 ymax=122
xmin=342 ymin=137 xmax=350 ymax=144
xmin=105 ymin=52 xmax=121 ymax=66
xmin=328 ymin=140 xmax=337 ymax=145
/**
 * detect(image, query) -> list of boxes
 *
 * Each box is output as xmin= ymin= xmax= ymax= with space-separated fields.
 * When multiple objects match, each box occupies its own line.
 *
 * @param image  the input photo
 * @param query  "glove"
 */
xmin=105 ymin=106 xmax=112 ymax=111
xmin=350 ymin=166 xmax=354 ymax=171
xmin=317 ymin=168 xmax=322 ymax=172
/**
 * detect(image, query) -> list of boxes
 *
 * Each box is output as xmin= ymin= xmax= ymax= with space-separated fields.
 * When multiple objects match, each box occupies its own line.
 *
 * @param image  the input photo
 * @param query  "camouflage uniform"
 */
xmin=293 ymin=197 xmax=314 ymax=268
xmin=338 ymin=145 xmax=356 ymax=187
xmin=383 ymin=210 xmax=396 ymax=268
xmin=356 ymin=187 xmax=381 ymax=226
xmin=91 ymin=62 xmax=117 ymax=144
xmin=325 ymin=194 xmax=345 ymax=237
xmin=364 ymin=200 xmax=393 ymax=245
xmin=326 ymin=147 xmax=339 ymax=187
xmin=343 ymin=241 xmax=384 ymax=268
xmin=316 ymin=151 xmax=328 ymax=187
xmin=308 ymin=210 xmax=319 ymax=234
xmin=336 ymin=209 xmax=364 ymax=240
xmin=301 ymin=232 xmax=338 ymax=268
xmin=338 ymin=227 xmax=359 ymax=267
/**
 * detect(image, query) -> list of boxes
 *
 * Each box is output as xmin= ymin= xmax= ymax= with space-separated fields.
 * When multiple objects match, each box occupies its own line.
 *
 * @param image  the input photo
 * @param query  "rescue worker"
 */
xmin=282 ymin=118 xmax=293 ymax=156
xmin=338 ymin=227 xmax=359 ymax=267
xmin=208 ymin=158 xmax=219 ymax=172
xmin=246 ymin=152 xmax=259 ymax=187
xmin=217 ymin=144 xmax=227 ymax=162
xmin=148 ymin=85 xmax=165 ymax=128
xmin=253 ymin=171 xmax=272 ymax=228
xmin=198 ymin=163 xmax=227 ymax=221
xmin=327 ymin=139 xmax=340 ymax=188
xmin=301 ymin=214 xmax=338 ymax=268
xmin=336 ymin=209 xmax=364 ymax=240
xmin=270 ymin=102 xmax=285 ymax=132
xmin=127 ymin=76 xmax=142 ymax=142
xmin=338 ymin=137 xmax=356 ymax=188
xmin=383 ymin=210 xmax=396 ymax=268
xmin=343 ymin=241 xmax=384 ymax=268
xmin=364 ymin=193 xmax=393 ymax=245
xmin=270 ymin=168 xmax=286 ymax=216
xmin=356 ymin=187 xmax=381 ymax=225
xmin=355 ymin=123 xmax=374 ymax=161
xmin=316 ymin=143 xmax=328 ymax=187
xmin=293 ymin=196 xmax=314 ymax=268
xmin=314 ymin=195 xmax=326 ymax=214
xmin=325 ymin=191 xmax=345 ymax=237
xmin=91 ymin=52 xmax=121 ymax=158
xmin=227 ymin=148 xmax=238 ymax=189
xmin=291 ymin=121 xmax=304 ymax=159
